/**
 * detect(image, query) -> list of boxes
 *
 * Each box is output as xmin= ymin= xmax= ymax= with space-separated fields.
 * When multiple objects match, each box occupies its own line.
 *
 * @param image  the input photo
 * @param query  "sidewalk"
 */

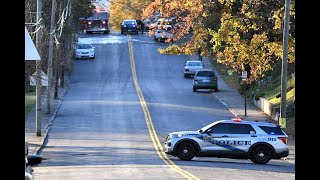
xmin=25 ymin=78 xmax=69 ymax=155
xmin=190 ymin=55 xmax=295 ymax=164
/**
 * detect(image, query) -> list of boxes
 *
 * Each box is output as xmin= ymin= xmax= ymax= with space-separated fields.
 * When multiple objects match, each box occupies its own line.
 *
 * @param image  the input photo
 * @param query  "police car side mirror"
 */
xmin=27 ymin=155 xmax=42 ymax=166
xmin=250 ymin=131 xmax=256 ymax=135
xmin=206 ymin=129 xmax=213 ymax=134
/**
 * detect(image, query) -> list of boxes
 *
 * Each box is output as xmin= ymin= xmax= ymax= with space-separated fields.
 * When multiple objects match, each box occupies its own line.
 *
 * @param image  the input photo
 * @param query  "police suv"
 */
xmin=164 ymin=118 xmax=289 ymax=164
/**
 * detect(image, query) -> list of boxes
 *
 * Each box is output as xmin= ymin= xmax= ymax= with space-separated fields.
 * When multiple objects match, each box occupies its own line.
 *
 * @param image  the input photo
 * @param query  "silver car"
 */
xmin=164 ymin=118 xmax=289 ymax=164
xmin=193 ymin=69 xmax=218 ymax=92
xmin=154 ymin=28 xmax=174 ymax=42
xmin=184 ymin=60 xmax=203 ymax=78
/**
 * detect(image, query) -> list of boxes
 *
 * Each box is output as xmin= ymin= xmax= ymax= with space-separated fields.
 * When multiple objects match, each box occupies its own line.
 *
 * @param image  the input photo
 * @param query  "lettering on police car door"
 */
xmin=204 ymin=138 xmax=251 ymax=145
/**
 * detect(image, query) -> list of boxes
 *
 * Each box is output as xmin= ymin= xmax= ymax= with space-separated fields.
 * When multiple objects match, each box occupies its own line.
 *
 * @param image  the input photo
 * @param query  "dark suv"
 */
xmin=120 ymin=19 xmax=140 ymax=34
xmin=193 ymin=69 xmax=218 ymax=92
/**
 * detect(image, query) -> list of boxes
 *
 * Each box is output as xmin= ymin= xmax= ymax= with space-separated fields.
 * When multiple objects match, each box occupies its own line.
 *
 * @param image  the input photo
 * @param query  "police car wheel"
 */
xmin=176 ymin=142 xmax=195 ymax=161
xmin=250 ymin=146 xmax=272 ymax=164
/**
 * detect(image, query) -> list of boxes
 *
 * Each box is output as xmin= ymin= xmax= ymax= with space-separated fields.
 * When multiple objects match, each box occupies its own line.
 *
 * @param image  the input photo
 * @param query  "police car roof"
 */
xmin=218 ymin=120 xmax=277 ymax=127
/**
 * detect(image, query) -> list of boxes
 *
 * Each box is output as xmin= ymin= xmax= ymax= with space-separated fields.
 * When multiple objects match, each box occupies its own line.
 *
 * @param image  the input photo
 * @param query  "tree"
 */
xmin=142 ymin=0 xmax=295 ymax=82
xmin=25 ymin=0 xmax=93 ymax=92
xmin=109 ymin=0 xmax=153 ymax=31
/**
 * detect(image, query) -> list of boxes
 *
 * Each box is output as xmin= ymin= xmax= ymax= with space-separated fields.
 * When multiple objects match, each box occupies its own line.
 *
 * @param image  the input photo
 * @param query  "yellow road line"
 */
xmin=127 ymin=34 xmax=200 ymax=180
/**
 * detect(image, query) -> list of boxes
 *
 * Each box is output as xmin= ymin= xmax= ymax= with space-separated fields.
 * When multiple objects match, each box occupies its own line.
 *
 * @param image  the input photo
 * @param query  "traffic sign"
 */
xmin=241 ymin=71 xmax=247 ymax=81
xmin=29 ymin=70 xmax=48 ymax=86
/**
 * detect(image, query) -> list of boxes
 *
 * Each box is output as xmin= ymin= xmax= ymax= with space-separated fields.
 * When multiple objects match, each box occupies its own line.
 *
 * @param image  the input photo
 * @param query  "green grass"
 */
xmin=259 ymin=74 xmax=295 ymax=100
xmin=25 ymin=92 xmax=36 ymax=117
xmin=268 ymin=88 xmax=295 ymax=106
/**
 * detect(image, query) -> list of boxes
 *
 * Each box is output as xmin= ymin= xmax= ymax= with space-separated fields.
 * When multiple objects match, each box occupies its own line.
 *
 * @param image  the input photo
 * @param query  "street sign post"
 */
xmin=241 ymin=71 xmax=248 ymax=116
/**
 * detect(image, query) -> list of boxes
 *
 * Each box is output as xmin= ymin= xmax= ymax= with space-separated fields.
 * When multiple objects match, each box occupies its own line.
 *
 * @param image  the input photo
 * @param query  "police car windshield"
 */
xmin=198 ymin=121 xmax=217 ymax=133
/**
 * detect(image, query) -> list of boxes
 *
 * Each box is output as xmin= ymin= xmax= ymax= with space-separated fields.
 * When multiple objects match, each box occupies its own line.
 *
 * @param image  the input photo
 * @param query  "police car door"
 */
xmin=224 ymin=123 xmax=256 ymax=154
xmin=200 ymin=123 xmax=232 ymax=153
xmin=201 ymin=123 xmax=255 ymax=155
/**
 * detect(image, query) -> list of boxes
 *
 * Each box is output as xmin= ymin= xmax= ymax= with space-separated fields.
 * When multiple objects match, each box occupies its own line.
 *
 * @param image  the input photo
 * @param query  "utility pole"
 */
xmin=35 ymin=0 xmax=42 ymax=136
xmin=54 ymin=50 xmax=59 ymax=99
xmin=47 ymin=0 xmax=56 ymax=113
xmin=54 ymin=1 xmax=63 ymax=99
xmin=60 ymin=0 xmax=70 ymax=88
xmin=279 ymin=0 xmax=291 ymax=131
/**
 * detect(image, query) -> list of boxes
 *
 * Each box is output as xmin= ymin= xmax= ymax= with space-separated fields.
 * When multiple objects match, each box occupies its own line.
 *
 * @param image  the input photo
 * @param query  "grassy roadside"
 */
xmin=268 ymin=88 xmax=295 ymax=106
xmin=25 ymin=92 xmax=36 ymax=118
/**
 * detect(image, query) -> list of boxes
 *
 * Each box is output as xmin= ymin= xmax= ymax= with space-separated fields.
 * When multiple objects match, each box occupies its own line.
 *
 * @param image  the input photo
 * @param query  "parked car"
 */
xmin=164 ymin=118 xmax=289 ymax=164
xmin=153 ymin=27 xmax=174 ymax=42
xmin=193 ymin=69 xmax=218 ymax=92
xmin=120 ymin=19 xmax=140 ymax=34
xmin=74 ymin=43 xmax=95 ymax=60
xmin=184 ymin=60 xmax=203 ymax=78
xmin=25 ymin=142 xmax=42 ymax=180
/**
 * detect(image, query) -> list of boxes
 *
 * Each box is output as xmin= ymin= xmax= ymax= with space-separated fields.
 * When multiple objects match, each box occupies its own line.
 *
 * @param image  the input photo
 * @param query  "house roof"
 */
xmin=25 ymin=27 xmax=41 ymax=60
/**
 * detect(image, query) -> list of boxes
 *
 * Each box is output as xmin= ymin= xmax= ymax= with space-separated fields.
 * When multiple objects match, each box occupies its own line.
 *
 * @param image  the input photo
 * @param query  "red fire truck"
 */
xmin=79 ymin=8 xmax=110 ymax=34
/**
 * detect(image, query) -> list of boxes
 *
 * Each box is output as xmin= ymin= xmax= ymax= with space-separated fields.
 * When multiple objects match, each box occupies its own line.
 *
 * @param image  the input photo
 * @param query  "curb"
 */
xmin=214 ymin=94 xmax=238 ymax=117
xmin=32 ymin=80 xmax=70 ymax=155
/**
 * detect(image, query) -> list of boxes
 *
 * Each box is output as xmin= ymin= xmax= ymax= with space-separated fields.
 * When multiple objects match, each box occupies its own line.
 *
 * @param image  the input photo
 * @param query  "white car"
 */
xmin=184 ymin=60 xmax=204 ymax=78
xmin=154 ymin=28 xmax=174 ymax=42
xmin=74 ymin=43 xmax=95 ymax=59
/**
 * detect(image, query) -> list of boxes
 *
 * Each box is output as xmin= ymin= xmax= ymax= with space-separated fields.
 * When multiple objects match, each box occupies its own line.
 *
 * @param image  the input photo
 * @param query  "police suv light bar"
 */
xmin=232 ymin=117 xmax=242 ymax=122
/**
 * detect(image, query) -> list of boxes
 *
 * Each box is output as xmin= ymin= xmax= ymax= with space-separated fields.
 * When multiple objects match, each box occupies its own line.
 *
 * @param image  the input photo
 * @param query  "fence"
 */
xmin=259 ymin=69 xmax=295 ymax=100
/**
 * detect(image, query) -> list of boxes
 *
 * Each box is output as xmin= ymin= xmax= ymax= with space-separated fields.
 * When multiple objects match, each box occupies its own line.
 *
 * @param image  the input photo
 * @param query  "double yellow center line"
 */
xmin=127 ymin=34 xmax=200 ymax=180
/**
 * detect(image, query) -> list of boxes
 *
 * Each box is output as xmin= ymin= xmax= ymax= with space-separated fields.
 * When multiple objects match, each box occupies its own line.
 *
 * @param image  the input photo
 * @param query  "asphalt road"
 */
xmin=32 ymin=31 xmax=295 ymax=180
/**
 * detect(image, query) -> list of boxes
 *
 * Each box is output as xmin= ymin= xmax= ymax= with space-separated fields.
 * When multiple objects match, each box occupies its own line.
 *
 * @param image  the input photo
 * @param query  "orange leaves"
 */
xmin=142 ymin=0 xmax=294 ymax=82
xmin=141 ymin=1 xmax=161 ymax=19
xmin=110 ymin=0 xmax=153 ymax=30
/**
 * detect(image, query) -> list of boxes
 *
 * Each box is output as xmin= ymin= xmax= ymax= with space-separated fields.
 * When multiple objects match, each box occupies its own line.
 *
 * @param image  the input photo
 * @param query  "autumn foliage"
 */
xmin=141 ymin=0 xmax=295 ymax=81
xmin=109 ymin=0 xmax=153 ymax=30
